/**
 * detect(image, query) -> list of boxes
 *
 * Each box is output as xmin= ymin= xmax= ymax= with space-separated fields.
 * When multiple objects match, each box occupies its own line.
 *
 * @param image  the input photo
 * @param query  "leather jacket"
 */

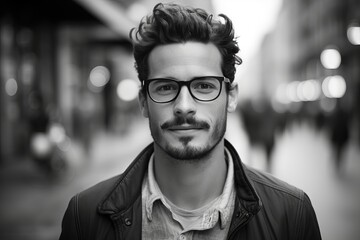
xmin=59 ymin=140 xmax=322 ymax=239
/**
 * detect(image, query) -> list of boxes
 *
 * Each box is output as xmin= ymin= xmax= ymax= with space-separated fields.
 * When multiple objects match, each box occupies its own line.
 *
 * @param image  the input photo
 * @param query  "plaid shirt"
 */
xmin=141 ymin=149 xmax=235 ymax=240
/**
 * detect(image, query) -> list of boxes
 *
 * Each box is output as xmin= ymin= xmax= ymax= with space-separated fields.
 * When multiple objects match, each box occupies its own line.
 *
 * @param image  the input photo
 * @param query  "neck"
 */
xmin=153 ymin=139 xmax=227 ymax=210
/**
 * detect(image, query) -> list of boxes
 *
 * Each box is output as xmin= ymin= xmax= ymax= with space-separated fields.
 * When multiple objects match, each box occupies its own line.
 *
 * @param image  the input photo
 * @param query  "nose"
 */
xmin=173 ymin=86 xmax=197 ymax=117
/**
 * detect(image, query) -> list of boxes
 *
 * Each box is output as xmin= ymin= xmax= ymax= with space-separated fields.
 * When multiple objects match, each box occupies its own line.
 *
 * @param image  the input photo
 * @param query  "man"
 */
xmin=59 ymin=3 xmax=322 ymax=239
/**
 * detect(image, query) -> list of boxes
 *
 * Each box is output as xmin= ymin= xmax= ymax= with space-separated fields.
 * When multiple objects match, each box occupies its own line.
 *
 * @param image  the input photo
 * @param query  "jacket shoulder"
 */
xmin=245 ymin=165 xmax=304 ymax=200
xmin=77 ymin=174 xmax=123 ymax=209
xmin=59 ymin=175 xmax=123 ymax=240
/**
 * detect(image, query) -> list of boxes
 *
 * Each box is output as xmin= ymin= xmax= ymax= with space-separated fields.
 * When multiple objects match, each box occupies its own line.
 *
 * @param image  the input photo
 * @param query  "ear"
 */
xmin=227 ymin=83 xmax=239 ymax=113
xmin=138 ymin=90 xmax=149 ymax=118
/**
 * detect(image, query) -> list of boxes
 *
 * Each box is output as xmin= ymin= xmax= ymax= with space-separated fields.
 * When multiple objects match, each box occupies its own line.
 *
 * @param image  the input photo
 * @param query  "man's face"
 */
xmin=139 ymin=42 xmax=238 ymax=160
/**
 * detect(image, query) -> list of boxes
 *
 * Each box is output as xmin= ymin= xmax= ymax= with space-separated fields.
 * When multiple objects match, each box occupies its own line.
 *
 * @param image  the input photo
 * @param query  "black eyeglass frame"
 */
xmin=142 ymin=76 xmax=231 ymax=103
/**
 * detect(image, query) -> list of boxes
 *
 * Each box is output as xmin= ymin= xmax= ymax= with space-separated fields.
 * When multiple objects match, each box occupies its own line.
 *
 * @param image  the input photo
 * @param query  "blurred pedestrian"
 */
xmin=329 ymin=106 xmax=350 ymax=174
xmin=239 ymin=100 xmax=277 ymax=172
xmin=59 ymin=3 xmax=321 ymax=239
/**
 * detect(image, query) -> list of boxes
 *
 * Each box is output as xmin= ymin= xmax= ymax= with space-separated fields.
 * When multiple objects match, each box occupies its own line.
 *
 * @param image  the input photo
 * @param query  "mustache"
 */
xmin=161 ymin=117 xmax=210 ymax=130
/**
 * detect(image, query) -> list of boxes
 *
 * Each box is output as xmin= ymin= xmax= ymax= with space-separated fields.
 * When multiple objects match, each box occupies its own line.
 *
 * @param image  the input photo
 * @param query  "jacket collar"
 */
xmin=98 ymin=139 xmax=262 ymax=216
xmin=224 ymin=139 xmax=262 ymax=214
xmin=98 ymin=143 xmax=153 ymax=215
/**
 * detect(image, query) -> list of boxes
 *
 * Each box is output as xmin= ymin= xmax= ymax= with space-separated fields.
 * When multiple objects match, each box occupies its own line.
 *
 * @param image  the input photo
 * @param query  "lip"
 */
xmin=166 ymin=125 xmax=204 ymax=131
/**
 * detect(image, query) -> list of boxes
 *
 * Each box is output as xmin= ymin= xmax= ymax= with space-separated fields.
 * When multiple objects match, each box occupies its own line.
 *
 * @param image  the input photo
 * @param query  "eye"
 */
xmin=196 ymin=83 xmax=215 ymax=89
xmin=157 ymin=84 xmax=176 ymax=91
xmin=150 ymin=80 xmax=178 ymax=95
xmin=192 ymin=80 xmax=218 ymax=93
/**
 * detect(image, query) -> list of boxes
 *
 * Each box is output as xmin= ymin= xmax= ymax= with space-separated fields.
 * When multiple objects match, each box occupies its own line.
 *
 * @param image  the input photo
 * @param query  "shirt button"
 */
xmin=179 ymin=234 xmax=186 ymax=240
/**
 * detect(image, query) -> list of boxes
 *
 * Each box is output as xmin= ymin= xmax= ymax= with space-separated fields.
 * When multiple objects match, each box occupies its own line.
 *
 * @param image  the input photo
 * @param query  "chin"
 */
xmin=165 ymin=145 xmax=211 ymax=160
xmin=162 ymin=137 xmax=221 ymax=161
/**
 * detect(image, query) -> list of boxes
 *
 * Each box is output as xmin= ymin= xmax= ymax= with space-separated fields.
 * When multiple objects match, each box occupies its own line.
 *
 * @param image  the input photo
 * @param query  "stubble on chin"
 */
xmin=179 ymin=136 xmax=193 ymax=146
xmin=163 ymin=141 xmax=210 ymax=161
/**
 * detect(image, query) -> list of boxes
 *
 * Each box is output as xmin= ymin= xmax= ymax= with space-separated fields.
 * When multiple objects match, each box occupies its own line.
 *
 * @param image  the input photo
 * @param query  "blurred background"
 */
xmin=0 ymin=0 xmax=359 ymax=239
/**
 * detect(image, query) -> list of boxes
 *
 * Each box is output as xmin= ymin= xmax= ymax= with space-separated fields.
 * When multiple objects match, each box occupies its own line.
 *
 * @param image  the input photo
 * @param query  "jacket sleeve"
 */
xmin=59 ymin=195 xmax=81 ymax=240
xmin=297 ymin=193 xmax=322 ymax=240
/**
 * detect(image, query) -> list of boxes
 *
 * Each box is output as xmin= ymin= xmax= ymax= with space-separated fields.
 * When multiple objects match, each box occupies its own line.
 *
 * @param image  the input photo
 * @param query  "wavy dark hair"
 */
xmin=130 ymin=3 xmax=242 ymax=84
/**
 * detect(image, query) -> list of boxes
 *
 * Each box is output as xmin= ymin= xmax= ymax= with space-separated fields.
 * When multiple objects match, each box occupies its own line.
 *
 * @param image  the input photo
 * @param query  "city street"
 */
xmin=1 ymin=114 xmax=360 ymax=240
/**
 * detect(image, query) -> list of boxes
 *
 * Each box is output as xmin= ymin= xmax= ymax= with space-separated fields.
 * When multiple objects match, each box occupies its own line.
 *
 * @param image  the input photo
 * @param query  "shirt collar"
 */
xmin=143 ymin=153 xmax=169 ymax=221
xmin=143 ymin=148 xmax=235 ymax=229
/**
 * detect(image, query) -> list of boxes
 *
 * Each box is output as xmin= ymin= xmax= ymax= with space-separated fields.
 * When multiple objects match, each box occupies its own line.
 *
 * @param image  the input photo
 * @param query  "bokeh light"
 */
xmin=286 ymin=81 xmax=301 ymax=102
xmin=298 ymin=79 xmax=321 ymax=102
xmin=5 ymin=78 xmax=18 ymax=96
xmin=88 ymin=66 xmax=110 ymax=92
xmin=322 ymin=75 xmax=346 ymax=98
xmin=347 ymin=23 xmax=360 ymax=45
xmin=320 ymin=47 xmax=341 ymax=69
xmin=116 ymin=78 xmax=139 ymax=102
xmin=49 ymin=123 xmax=67 ymax=144
xmin=30 ymin=133 xmax=52 ymax=158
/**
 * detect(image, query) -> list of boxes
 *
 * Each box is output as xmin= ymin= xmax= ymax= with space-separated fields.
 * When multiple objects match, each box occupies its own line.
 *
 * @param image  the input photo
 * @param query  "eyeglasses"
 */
xmin=142 ymin=76 xmax=230 ymax=103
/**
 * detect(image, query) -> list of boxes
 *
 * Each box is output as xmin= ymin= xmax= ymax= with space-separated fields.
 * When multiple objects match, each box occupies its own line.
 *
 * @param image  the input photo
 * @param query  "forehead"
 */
xmin=148 ymin=42 xmax=222 ymax=79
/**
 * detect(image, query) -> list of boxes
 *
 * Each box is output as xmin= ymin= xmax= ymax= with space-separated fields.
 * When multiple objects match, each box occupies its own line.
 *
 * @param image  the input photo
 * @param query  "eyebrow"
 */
xmin=148 ymin=76 xmax=220 ymax=81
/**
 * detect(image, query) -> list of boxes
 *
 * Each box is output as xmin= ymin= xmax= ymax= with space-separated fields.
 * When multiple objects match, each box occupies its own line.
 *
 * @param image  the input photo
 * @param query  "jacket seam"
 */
xmin=293 ymin=193 xmax=304 ymax=240
xmin=74 ymin=194 xmax=83 ymax=240
xmin=250 ymin=177 xmax=303 ymax=200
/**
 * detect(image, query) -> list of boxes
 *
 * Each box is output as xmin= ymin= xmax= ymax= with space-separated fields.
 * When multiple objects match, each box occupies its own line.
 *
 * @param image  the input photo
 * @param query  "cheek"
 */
xmin=148 ymin=106 xmax=159 ymax=122
xmin=208 ymin=96 xmax=228 ymax=119
xmin=147 ymin=104 xmax=169 ymax=125
xmin=203 ymin=104 xmax=227 ymax=128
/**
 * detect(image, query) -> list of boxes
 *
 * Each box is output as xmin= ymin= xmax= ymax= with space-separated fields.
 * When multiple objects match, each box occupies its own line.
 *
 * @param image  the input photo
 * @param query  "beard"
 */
xmin=148 ymin=111 xmax=227 ymax=161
